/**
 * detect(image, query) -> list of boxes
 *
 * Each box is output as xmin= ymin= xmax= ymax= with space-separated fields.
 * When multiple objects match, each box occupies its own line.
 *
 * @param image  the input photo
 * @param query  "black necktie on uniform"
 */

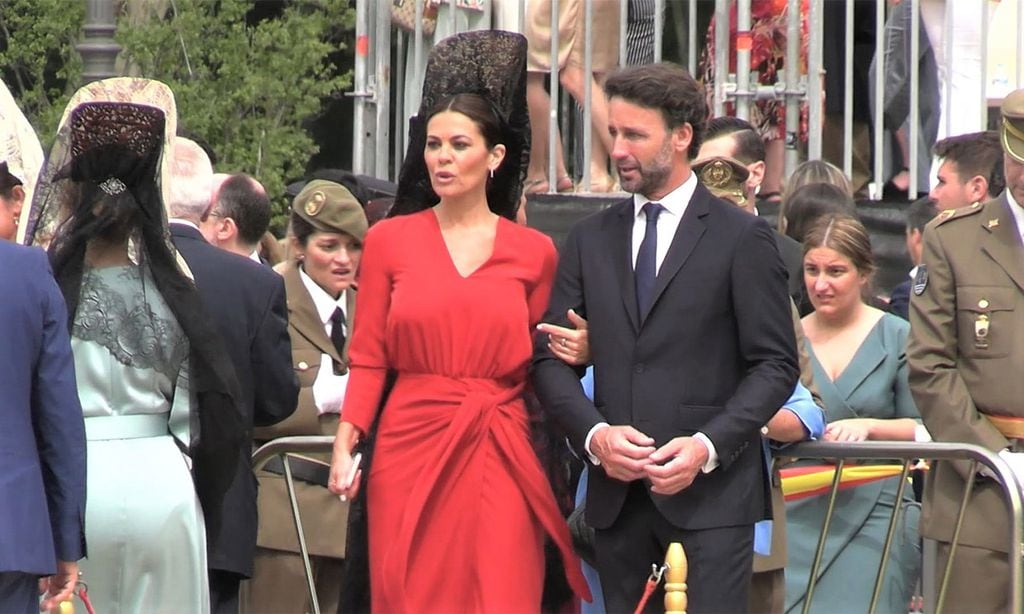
xmin=330 ymin=306 xmax=346 ymax=357
xmin=635 ymin=202 xmax=664 ymax=317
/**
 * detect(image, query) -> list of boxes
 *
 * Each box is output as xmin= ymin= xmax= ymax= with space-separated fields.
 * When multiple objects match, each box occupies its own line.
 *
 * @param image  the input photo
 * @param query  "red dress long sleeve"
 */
xmin=341 ymin=209 xmax=589 ymax=612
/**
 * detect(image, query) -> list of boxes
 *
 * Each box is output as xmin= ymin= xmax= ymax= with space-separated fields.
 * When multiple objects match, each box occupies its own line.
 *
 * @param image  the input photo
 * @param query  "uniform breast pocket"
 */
xmin=292 ymin=349 xmax=322 ymax=388
xmin=956 ymin=286 xmax=1016 ymax=358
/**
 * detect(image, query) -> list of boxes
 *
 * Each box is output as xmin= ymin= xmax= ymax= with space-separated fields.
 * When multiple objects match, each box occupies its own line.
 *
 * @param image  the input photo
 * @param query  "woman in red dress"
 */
xmin=328 ymin=31 xmax=589 ymax=613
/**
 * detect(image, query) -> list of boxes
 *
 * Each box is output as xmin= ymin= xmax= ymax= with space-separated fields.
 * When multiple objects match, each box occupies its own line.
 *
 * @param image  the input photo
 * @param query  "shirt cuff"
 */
xmin=584 ymin=422 xmax=610 ymax=465
xmin=914 ymin=423 xmax=933 ymax=443
xmin=693 ymin=432 xmax=720 ymax=473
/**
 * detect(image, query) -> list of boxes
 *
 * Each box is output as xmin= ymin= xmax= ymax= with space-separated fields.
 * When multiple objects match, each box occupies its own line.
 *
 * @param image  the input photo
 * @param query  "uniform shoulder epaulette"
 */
xmin=934 ymin=201 xmax=984 ymax=226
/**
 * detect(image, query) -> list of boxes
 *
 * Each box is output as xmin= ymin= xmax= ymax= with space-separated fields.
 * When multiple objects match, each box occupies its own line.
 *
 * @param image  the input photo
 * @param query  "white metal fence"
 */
xmin=351 ymin=0 xmax=1024 ymax=198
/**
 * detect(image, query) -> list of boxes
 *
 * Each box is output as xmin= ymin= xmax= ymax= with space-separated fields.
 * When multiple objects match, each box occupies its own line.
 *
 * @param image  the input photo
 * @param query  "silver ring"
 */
xmin=560 ymin=338 xmax=568 ymax=348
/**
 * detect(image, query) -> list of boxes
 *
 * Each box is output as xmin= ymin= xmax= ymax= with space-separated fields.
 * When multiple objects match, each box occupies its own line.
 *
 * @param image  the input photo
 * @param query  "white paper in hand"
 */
xmin=311 ymin=353 xmax=348 ymax=415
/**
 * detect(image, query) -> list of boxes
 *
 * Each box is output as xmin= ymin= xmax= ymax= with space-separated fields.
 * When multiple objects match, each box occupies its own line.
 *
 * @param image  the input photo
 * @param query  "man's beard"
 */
xmin=620 ymin=141 xmax=675 ymax=197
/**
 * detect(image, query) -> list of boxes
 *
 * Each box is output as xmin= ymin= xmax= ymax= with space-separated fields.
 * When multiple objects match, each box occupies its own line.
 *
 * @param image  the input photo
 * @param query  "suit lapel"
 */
xmin=609 ymin=199 xmax=641 ymax=333
xmin=645 ymin=186 xmax=710 ymax=321
xmin=282 ymin=263 xmax=342 ymax=364
xmin=980 ymin=196 xmax=1024 ymax=293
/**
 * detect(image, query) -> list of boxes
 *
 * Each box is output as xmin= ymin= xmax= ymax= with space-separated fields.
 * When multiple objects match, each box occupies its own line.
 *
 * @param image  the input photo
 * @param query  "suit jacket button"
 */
xmin=634 ymin=364 xmax=645 ymax=374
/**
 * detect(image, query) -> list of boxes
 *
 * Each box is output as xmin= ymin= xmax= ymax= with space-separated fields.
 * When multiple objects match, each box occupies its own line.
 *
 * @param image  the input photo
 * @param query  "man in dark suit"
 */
xmin=531 ymin=63 xmax=799 ymax=613
xmin=166 ymin=138 xmax=299 ymax=613
xmin=694 ymin=116 xmax=805 ymax=305
xmin=0 ymin=241 xmax=87 ymax=613
xmin=201 ymin=173 xmax=274 ymax=264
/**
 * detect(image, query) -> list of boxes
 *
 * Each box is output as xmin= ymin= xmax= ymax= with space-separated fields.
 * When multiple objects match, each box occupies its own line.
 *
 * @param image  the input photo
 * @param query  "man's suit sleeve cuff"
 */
xmin=694 ymin=432 xmax=720 ymax=473
xmin=584 ymin=422 xmax=610 ymax=465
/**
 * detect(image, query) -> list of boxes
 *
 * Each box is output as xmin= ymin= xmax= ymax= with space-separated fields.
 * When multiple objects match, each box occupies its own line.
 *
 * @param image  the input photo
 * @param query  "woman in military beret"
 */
xmin=244 ymin=179 xmax=368 ymax=613
xmin=327 ymin=31 xmax=589 ymax=613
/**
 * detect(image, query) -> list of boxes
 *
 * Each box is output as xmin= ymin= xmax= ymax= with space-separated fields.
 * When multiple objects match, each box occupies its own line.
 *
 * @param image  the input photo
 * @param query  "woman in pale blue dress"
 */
xmin=25 ymin=80 xmax=243 ymax=613
xmin=784 ymin=215 xmax=926 ymax=614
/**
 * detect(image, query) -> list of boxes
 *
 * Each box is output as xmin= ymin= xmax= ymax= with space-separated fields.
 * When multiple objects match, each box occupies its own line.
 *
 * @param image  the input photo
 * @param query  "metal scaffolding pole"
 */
xmin=713 ymin=0 xmax=729 ymax=117
xmin=581 ymin=0 xmax=594 ymax=192
xmin=734 ymin=0 xmax=752 ymax=120
xmin=546 ymin=0 xmax=561 ymax=194
xmin=807 ymin=0 xmax=823 ymax=160
xmin=872 ymin=0 xmax=884 ymax=200
xmin=842 ymin=0 xmax=854 ymax=179
xmin=784 ymin=0 xmax=801 ymax=179
xmin=909 ymin=0 xmax=920 ymax=200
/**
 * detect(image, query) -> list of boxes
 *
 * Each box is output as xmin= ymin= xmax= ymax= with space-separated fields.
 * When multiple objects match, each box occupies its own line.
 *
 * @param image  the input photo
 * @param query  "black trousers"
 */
xmin=594 ymin=482 xmax=755 ymax=614
xmin=209 ymin=569 xmax=242 ymax=614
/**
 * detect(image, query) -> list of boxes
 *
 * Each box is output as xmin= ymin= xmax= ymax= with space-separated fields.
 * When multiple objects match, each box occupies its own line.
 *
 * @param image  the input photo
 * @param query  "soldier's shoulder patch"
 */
xmin=913 ymin=265 xmax=928 ymax=295
xmin=934 ymin=202 xmax=983 ymax=226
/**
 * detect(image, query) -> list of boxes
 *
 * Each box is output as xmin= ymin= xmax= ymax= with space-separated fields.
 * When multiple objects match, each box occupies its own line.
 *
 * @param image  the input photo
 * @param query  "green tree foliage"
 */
xmin=0 ymin=0 xmax=85 ymax=144
xmin=117 ymin=0 xmax=354 ymax=220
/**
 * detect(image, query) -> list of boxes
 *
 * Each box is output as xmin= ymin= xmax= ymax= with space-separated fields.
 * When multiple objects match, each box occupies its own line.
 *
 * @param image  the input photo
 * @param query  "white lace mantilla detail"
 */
xmin=73 ymin=265 xmax=188 ymax=380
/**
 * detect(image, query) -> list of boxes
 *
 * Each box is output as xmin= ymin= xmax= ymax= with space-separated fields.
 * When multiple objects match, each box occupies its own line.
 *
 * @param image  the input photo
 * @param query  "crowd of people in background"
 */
xmin=4 ymin=2 xmax=1024 ymax=613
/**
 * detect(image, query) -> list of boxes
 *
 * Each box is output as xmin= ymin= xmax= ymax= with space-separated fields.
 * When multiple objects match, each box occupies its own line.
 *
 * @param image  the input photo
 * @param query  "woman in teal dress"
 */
xmin=784 ymin=215 xmax=925 ymax=614
xmin=25 ymin=79 xmax=243 ymax=613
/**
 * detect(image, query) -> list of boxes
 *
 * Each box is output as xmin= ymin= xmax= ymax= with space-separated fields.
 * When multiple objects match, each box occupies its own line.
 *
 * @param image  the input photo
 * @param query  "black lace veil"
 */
xmin=390 ymin=30 xmax=530 ymax=220
xmin=26 ymin=81 xmax=244 ymax=521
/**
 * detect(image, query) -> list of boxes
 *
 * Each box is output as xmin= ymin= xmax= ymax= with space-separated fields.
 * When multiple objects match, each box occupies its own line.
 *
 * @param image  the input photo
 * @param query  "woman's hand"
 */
xmin=823 ymin=418 xmax=875 ymax=443
xmin=537 ymin=309 xmax=590 ymax=366
xmin=328 ymin=421 xmax=364 ymax=501
xmin=328 ymin=448 xmax=363 ymax=501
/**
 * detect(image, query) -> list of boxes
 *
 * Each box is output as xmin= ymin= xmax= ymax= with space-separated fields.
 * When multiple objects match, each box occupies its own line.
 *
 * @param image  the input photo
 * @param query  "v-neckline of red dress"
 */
xmin=427 ymin=208 xmax=502 ymax=280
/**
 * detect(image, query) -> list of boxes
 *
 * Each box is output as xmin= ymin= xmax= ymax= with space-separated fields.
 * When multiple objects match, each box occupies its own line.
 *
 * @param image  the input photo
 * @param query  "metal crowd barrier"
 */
xmin=251 ymin=435 xmax=337 ymax=614
xmin=252 ymin=437 xmax=1024 ymax=614
xmin=784 ymin=440 xmax=1024 ymax=614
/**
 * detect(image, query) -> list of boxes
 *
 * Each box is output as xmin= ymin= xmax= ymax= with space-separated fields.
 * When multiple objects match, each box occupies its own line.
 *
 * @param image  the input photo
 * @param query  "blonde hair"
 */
xmin=780 ymin=160 xmax=853 ymax=233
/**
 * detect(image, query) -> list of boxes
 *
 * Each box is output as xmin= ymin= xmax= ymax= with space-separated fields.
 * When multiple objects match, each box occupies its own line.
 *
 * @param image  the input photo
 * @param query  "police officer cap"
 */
xmin=291 ymin=179 xmax=368 ymax=241
xmin=1001 ymin=88 xmax=1024 ymax=163
xmin=693 ymin=156 xmax=751 ymax=206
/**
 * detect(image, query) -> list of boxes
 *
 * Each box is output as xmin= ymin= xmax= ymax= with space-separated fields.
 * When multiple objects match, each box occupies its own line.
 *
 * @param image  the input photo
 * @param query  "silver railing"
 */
xmin=784 ymin=440 xmax=1024 ymax=614
xmin=251 ymin=436 xmax=337 ymax=614
xmin=354 ymin=0 xmax=1024 ymax=200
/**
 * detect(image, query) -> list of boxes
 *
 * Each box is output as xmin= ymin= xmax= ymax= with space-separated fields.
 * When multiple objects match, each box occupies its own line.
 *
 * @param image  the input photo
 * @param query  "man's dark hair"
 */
xmin=933 ymin=131 xmax=1005 ymax=198
xmin=604 ymin=62 xmax=706 ymax=159
xmin=0 ymin=161 xmax=23 ymax=198
xmin=906 ymin=196 xmax=938 ymax=233
xmin=705 ymin=116 xmax=766 ymax=165
xmin=215 ymin=174 xmax=271 ymax=245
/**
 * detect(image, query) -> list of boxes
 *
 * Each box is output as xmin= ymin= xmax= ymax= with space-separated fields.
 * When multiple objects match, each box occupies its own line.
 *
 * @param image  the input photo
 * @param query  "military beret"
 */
xmin=291 ymin=179 xmax=368 ymax=241
xmin=692 ymin=156 xmax=751 ymax=206
xmin=1001 ymin=88 xmax=1024 ymax=163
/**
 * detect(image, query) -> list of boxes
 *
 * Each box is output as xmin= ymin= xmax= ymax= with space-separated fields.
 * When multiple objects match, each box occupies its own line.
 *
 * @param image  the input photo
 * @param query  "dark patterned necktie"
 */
xmin=330 ymin=306 xmax=346 ymax=357
xmin=635 ymin=202 xmax=664 ymax=318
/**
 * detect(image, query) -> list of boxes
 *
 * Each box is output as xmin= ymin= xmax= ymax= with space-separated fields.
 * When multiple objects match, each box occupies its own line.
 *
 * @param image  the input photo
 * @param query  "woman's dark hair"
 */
xmin=783 ymin=182 xmax=858 ymax=243
xmin=289 ymin=212 xmax=317 ymax=247
xmin=430 ymin=93 xmax=504 ymax=149
xmin=390 ymin=92 xmax=513 ymax=219
xmin=0 ymin=161 xmax=22 ymax=198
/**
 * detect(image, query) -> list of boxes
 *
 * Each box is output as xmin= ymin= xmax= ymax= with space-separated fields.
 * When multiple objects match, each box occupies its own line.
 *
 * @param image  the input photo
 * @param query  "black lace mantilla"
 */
xmin=72 ymin=266 xmax=188 ymax=380
xmin=391 ymin=30 xmax=530 ymax=220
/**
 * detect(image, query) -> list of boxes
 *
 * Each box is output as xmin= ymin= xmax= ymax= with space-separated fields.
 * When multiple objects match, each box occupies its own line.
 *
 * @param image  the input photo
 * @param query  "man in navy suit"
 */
xmin=166 ymin=138 xmax=298 ymax=613
xmin=532 ymin=63 xmax=798 ymax=613
xmin=0 ymin=241 xmax=87 ymax=613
